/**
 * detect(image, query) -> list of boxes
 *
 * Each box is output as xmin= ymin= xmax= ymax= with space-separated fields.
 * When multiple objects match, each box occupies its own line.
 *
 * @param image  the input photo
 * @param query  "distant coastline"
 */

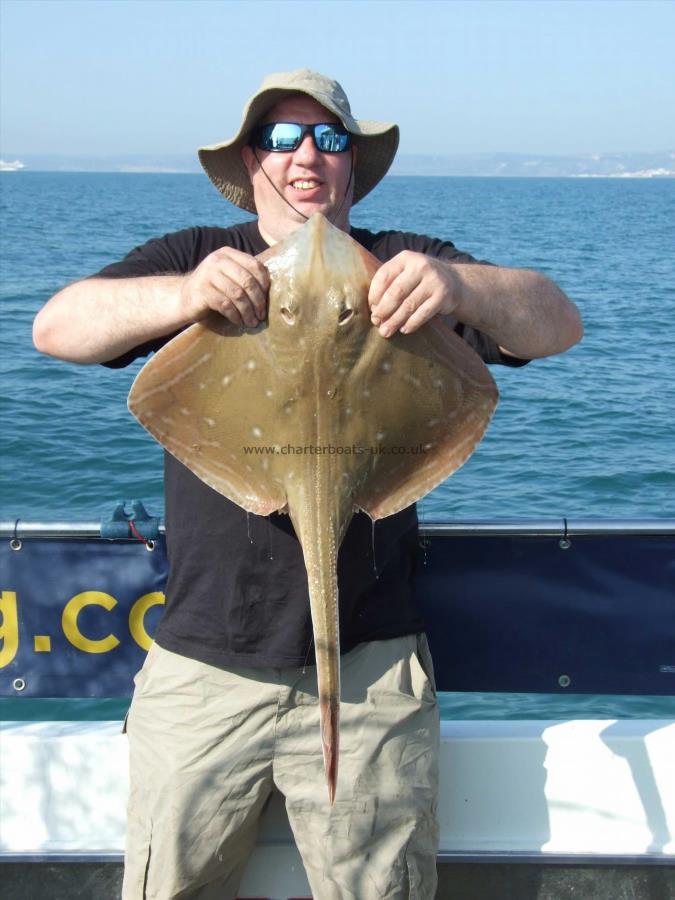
xmin=3 ymin=151 xmax=673 ymax=178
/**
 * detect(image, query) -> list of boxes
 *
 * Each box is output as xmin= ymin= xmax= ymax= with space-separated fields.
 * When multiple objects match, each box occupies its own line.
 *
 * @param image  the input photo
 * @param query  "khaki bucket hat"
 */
xmin=198 ymin=69 xmax=399 ymax=214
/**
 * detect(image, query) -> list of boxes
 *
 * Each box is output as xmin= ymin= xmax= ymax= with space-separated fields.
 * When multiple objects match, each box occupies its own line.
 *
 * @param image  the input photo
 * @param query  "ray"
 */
xmin=128 ymin=214 xmax=498 ymax=802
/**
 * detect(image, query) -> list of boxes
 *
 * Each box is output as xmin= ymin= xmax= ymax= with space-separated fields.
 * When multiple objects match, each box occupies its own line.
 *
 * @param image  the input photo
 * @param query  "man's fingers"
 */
xmin=368 ymin=257 xmax=406 ymax=310
xmin=211 ymin=272 xmax=260 ymax=328
xmin=376 ymin=283 xmax=434 ymax=337
xmin=220 ymin=258 xmax=269 ymax=322
xmin=395 ymin=297 xmax=441 ymax=335
xmin=370 ymin=270 xmax=423 ymax=325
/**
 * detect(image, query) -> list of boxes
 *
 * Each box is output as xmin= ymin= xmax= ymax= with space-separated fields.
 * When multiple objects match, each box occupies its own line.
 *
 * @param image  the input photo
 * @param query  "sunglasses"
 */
xmin=251 ymin=122 xmax=352 ymax=154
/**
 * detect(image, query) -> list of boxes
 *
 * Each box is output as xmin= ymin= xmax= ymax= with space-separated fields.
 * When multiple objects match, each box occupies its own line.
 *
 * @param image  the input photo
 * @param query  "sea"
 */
xmin=1 ymin=172 xmax=674 ymax=721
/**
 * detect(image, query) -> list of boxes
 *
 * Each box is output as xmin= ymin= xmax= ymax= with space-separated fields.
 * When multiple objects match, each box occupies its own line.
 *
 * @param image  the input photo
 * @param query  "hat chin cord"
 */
xmin=252 ymin=147 xmax=354 ymax=230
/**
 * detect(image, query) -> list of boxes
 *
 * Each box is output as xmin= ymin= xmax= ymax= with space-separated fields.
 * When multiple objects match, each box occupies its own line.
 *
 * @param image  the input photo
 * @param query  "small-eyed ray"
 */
xmin=128 ymin=213 xmax=498 ymax=802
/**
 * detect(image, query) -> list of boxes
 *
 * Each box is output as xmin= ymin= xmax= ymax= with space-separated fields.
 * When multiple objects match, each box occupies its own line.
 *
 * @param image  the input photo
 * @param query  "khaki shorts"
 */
xmin=123 ymin=633 xmax=440 ymax=899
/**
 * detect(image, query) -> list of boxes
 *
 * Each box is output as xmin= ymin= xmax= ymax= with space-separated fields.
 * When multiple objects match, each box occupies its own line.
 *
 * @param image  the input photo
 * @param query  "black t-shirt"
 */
xmin=99 ymin=219 xmax=525 ymax=668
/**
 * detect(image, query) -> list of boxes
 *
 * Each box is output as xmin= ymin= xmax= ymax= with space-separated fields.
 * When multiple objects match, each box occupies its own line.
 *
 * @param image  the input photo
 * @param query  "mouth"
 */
xmin=290 ymin=178 xmax=323 ymax=192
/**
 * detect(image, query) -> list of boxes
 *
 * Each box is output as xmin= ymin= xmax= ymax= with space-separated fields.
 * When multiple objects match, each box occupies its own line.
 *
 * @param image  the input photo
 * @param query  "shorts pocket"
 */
xmin=411 ymin=633 xmax=437 ymax=700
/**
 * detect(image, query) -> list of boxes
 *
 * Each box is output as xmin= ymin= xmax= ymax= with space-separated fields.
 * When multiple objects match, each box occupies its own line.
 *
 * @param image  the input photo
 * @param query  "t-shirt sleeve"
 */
xmin=363 ymin=229 xmax=529 ymax=368
xmin=93 ymin=229 xmax=200 ymax=368
xmin=95 ymin=228 xmax=199 ymax=279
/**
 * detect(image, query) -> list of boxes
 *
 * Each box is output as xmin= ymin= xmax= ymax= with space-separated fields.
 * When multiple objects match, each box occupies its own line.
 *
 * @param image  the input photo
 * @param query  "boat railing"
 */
xmin=2 ymin=516 xmax=675 ymax=538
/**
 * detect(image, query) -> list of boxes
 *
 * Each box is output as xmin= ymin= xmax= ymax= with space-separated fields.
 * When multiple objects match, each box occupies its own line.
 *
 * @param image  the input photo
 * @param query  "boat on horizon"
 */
xmin=0 ymin=159 xmax=25 ymax=172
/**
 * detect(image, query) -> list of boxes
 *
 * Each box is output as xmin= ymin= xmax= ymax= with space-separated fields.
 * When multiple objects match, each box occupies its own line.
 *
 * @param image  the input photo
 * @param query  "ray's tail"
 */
xmin=288 ymin=482 xmax=348 ymax=804
xmin=320 ymin=691 xmax=340 ymax=804
xmin=305 ymin=533 xmax=341 ymax=804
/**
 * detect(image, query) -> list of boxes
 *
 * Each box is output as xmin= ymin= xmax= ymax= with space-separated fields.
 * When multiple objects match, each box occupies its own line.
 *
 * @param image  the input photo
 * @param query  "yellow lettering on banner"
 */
xmin=0 ymin=591 xmax=19 ymax=668
xmin=62 ymin=591 xmax=120 ymax=653
xmin=129 ymin=592 xmax=166 ymax=651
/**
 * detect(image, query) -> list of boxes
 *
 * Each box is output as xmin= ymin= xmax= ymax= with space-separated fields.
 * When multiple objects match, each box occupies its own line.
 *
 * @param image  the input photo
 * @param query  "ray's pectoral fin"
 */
xmin=127 ymin=314 xmax=287 ymax=516
xmin=354 ymin=318 xmax=499 ymax=519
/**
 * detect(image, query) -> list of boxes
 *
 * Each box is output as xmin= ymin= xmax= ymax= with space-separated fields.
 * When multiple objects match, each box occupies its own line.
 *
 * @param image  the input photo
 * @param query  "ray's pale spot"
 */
xmin=246 ymin=359 xmax=257 ymax=371
xmin=363 ymin=389 xmax=371 ymax=397
xmin=204 ymin=417 xmax=216 ymax=428
xmin=376 ymin=431 xmax=385 ymax=440
xmin=180 ymin=408 xmax=190 ymax=417
xmin=265 ymin=389 xmax=274 ymax=397
xmin=427 ymin=418 xmax=440 ymax=427
xmin=381 ymin=360 xmax=392 ymax=372
xmin=252 ymin=426 xmax=263 ymax=438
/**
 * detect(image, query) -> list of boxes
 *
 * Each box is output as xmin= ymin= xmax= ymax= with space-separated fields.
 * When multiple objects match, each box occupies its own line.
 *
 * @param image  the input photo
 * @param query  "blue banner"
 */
xmin=1 ymin=531 xmax=674 ymax=697
xmin=1 ymin=538 xmax=167 ymax=697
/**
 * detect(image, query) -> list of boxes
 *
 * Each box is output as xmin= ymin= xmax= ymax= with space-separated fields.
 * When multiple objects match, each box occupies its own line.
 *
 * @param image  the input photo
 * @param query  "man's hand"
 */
xmin=368 ymin=251 xmax=458 ymax=337
xmin=367 ymin=250 xmax=582 ymax=358
xmin=181 ymin=248 xmax=270 ymax=328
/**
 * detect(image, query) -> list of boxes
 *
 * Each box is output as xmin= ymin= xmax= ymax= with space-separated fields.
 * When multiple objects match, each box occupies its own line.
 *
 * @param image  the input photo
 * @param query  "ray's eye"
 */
xmin=280 ymin=307 xmax=296 ymax=325
xmin=338 ymin=308 xmax=355 ymax=325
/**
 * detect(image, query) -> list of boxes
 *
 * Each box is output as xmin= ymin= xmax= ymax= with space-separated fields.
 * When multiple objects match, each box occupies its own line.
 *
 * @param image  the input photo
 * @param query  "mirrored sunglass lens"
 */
xmin=315 ymin=125 xmax=350 ymax=152
xmin=261 ymin=123 xmax=303 ymax=150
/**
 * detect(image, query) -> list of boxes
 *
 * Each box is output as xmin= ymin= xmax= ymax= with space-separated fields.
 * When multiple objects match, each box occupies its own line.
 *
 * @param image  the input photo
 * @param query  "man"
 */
xmin=33 ymin=69 xmax=582 ymax=899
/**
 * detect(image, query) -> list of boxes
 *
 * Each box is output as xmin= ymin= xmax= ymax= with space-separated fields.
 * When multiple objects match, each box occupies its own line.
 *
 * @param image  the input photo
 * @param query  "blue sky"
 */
xmin=1 ymin=0 xmax=674 ymax=157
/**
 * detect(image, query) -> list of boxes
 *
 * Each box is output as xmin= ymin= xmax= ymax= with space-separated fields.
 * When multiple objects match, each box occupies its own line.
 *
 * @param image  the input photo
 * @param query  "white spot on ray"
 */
xmin=246 ymin=359 xmax=257 ymax=370
xmin=376 ymin=431 xmax=385 ymax=440
xmin=222 ymin=375 xmax=233 ymax=386
xmin=252 ymin=426 xmax=263 ymax=438
xmin=381 ymin=360 xmax=392 ymax=372
xmin=204 ymin=417 xmax=216 ymax=428
xmin=265 ymin=389 xmax=274 ymax=397
xmin=180 ymin=408 xmax=190 ymax=417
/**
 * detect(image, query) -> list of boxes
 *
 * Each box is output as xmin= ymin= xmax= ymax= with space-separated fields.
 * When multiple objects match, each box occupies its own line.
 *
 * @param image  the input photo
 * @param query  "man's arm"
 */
xmin=33 ymin=247 xmax=270 ymax=364
xmin=368 ymin=252 xmax=583 ymax=359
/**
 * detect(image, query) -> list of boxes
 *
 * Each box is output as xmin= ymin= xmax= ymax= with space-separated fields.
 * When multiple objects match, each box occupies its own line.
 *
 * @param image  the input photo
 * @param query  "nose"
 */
xmin=293 ymin=132 xmax=322 ymax=166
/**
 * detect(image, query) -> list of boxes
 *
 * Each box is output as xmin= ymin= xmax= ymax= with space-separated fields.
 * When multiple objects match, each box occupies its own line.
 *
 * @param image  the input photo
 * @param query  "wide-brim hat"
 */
xmin=198 ymin=69 xmax=399 ymax=214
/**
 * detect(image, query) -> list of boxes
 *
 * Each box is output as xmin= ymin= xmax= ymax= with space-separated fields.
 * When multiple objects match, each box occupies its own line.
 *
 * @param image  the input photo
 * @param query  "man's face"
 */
xmin=241 ymin=95 xmax=355 ymax=243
